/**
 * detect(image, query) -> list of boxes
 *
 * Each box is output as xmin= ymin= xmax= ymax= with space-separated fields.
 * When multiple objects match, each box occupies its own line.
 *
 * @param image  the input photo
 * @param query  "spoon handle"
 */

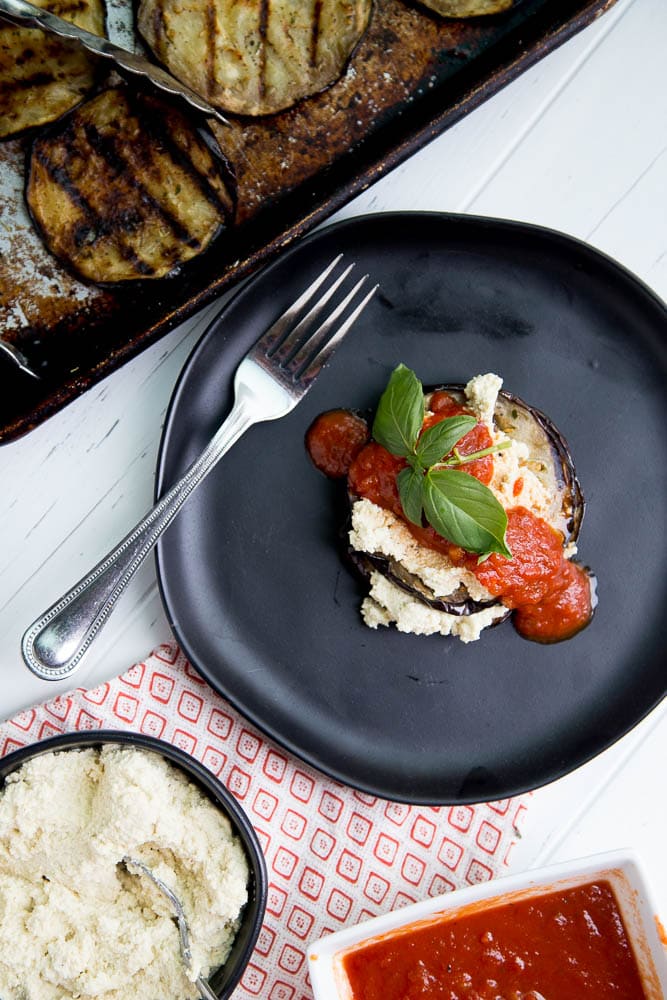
xmin=123 ymin=857 xmax=220 ymax=1000
xmin=195 ymin=976 xmax=219 ymax=1000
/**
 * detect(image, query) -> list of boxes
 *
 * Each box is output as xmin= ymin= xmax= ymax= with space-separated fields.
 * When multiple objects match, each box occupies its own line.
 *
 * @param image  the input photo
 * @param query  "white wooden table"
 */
xmin=2 ymin=0 xmax=666 ymax=917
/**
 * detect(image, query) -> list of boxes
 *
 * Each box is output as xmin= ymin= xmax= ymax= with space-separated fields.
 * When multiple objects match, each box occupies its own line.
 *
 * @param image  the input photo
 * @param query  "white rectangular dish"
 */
xmin=308 ymin=850 xmax=667 ymax=1000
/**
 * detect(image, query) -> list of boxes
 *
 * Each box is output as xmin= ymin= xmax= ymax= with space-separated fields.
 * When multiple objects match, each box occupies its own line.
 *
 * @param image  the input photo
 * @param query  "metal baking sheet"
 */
xmin=0 ymin=0 xmax=616 ymax=444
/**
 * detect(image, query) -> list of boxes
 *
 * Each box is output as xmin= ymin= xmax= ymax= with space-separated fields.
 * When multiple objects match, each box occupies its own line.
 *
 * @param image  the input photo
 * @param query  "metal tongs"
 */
xmin=0 ymin=338 xmax=40 ymax=379
xmin=0 ymin=0 xmax=229 ymax=126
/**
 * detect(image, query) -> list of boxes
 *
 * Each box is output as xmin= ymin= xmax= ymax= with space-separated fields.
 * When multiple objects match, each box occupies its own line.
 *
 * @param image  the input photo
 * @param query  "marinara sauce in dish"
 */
xmin=340 ymin=881 xmax=648 ymax=1000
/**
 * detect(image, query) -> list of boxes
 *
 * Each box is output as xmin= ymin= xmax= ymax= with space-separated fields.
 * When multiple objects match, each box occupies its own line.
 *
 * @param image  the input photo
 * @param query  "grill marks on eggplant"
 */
xmin=81 ymin=122 xmax=200 ymax=250
xmin=310 ymin=0 xmax=323 ymax=67
xmin=137 ymin=0 xmax=373 ymax=116
xmin=26 ymin=88 xmax=236 ymax=283
xmin=257 ymin=0 xmax=270 ymax=103
xmin=125 ymin=94 xmax=235 ymax=218
xmin=0 ymin=0 xmax=105 ymax=139
xmin=31 ymin=145 xmax=134 ymax=269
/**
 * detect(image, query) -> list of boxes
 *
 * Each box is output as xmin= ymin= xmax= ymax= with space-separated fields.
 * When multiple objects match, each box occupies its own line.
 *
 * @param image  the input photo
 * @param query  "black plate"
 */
xmin=156 ymin=212 xmax=667 ymax=805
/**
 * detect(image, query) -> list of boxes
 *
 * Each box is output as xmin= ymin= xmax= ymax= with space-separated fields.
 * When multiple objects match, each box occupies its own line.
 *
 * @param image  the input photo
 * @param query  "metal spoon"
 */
xmin=123 ymin=856 xmax=218 ymax=1000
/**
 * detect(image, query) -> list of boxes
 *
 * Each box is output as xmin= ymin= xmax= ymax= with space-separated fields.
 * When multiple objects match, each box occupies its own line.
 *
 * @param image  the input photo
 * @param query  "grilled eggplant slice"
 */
xmin=346 ymin=384 xmax=591 ymax=633
xmin=137 ymin=0 xmax=372 ymax=117
xmin=415 ymin=0 xmax=513 ymax=16
xmin=347 ymin=546 xmax=509 ymax=619
xmin=0 ymin=0 xmax=105 ymax=140
xmin=26 ymin=86 xmax=236 ymax=283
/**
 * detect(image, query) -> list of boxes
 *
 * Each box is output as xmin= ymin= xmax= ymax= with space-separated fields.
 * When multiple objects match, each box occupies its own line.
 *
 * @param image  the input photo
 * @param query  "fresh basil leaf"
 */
xmin=423 ymin=469 xmax=512 ymax=559
xmin=397 ymin=466 xmax=425 ymax=526
xmin=416 ymin=415 xmax=476 ymax=468
xmin=372 ymin=364 xmax=424 ymax=458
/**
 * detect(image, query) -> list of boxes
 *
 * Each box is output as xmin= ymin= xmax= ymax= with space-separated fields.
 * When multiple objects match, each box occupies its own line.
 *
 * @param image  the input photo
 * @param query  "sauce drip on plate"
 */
xmin=340 ymin=881 xmax=648 ymax=1000
xmin=305 ymin=409 xmax=370 ymax=479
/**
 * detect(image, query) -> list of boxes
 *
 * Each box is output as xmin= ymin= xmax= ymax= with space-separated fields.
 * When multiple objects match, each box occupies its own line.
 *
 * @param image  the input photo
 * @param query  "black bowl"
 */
xmin=0 ymin=729 xmax=268 ymax=1000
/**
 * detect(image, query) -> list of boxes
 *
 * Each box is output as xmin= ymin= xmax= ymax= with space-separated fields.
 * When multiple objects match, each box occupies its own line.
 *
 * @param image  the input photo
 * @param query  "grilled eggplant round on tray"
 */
xmin=26 ymin=86 xmax=236 ymax=283
xmin=137 ymin=0 xmax=373 ymax=116
xmin=307 ymin=369 xmax=596 ymax=646
xmin=0 ymin=0 xmax=105 ymax=140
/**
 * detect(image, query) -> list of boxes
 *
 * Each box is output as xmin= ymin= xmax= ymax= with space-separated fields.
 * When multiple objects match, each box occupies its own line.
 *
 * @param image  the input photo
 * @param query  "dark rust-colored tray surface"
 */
xmin=0 ymin=0 xmax=616 ymax=444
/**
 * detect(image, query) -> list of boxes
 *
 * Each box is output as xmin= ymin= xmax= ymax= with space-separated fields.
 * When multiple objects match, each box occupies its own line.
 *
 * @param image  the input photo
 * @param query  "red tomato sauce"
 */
xmin=340 ymin=881 xmax=648 ymax=1000
xmin=305 ymin=409 xmax=370 ymax=479
xmin=455 ymin=507 xmax=594 ymax=643
xmin=307 ymin=394 xmax=593 ymax=643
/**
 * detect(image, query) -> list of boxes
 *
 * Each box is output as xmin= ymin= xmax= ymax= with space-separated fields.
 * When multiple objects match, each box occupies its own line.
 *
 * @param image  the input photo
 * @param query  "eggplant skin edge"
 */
xmin=415 ymin=0 xmax=514 ymax=17
xmin=343 ymin=383 xmax=595 ymax=640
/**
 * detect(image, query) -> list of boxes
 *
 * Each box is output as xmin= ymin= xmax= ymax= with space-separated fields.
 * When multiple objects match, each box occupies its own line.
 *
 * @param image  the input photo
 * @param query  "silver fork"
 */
xmin=22 ymin=256 xmax=376 ymax=682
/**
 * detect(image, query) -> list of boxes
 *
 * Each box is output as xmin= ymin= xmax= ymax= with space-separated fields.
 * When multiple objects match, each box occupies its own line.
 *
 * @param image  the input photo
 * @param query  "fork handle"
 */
xmin=22 ymin=398 xmax=256 ymax=682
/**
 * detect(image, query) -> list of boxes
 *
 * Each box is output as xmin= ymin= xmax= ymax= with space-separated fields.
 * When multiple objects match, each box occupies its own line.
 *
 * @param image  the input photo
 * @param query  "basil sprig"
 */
xmin=372 ymin=364 xmax=512 ymax=561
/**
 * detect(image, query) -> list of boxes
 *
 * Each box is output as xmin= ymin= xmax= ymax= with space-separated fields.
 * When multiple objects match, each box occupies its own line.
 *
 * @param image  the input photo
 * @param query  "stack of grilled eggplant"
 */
xmin=348 ymin=385 xmax=595 ymax=635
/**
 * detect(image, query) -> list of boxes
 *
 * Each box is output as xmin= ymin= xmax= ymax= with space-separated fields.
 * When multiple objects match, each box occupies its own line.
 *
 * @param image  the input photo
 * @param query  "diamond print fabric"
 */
xmin=0 ymin=643 xmax=529 ymax=1000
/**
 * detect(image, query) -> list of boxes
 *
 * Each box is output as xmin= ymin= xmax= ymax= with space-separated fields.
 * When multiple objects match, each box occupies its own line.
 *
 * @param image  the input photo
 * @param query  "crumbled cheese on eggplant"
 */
xmin=362 ymin=572 xmax=508 ymax=643
xmin=463 ymin=372 xmax=503 ymax=426
xmin=489 ymin=439 xmax=554 ymax=520
xmin=462 ymin=374 xmax=556 ymax=524
xmin=350 ymin=498 xmax=493 ymax=602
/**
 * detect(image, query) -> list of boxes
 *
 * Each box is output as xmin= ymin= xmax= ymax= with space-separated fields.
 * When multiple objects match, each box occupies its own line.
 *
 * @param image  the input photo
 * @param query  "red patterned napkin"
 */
xmin=0 ymin=643 xmax=529 ymax=1000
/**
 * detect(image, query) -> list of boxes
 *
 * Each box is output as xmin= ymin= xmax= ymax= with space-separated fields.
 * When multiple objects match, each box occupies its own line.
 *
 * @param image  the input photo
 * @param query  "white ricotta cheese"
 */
xmin=361 ymin=571 xmax=508 ymax=643
xmin=461 ymin=372 xmax=503 ymax=427
xmin=488 ymin=438 xmax=554 ymax=521
xmin=462 ymin=374 xmax=557 ymax=525
xmin=350 ymin=498 xmax=493 ymax=602
xmin=0 ymin=746 xmax=249 ymax=1000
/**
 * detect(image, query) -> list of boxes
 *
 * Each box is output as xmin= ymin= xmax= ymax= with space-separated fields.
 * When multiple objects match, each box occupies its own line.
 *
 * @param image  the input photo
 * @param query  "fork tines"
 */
xmin=255 ymin=256 xmax=377 ymax=385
